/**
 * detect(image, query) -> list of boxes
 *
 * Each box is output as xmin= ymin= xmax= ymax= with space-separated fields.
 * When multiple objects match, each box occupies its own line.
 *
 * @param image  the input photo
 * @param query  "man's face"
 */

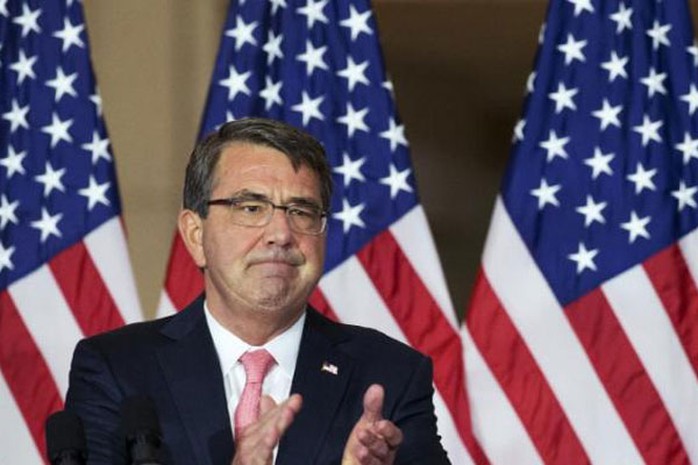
xmin=182 ymin=142 xmax=326 ymax=320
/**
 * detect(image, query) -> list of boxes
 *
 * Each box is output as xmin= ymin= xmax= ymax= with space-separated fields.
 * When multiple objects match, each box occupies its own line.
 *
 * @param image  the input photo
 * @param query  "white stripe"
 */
xmin=603 ymin=266 xmax=698 ymax=462
xmin=679 ymin=226 xmax=698 ymax=285
xmin=461 ymin=326 xmax=543 ymax=465
xmin=157 ymin=290 xmax=177 ymax=319
xmin=319 ymin=257 xmax=466 ymax=463
xmin=9 ymin=265 xmax=83 ymax=397
xmin=432 ymin=388 xmax=474 ymax=465
xmin=483 ymin=197 xmax=644 ymax=464
xmin=84 ymin=218 xmax=143 ymax=324
xmin=319 ymin=256 xmax=408 ymax=343
xmin=0 ymin=373 xmax=43 ymax=464
xmin=390 ymin=206 xmax=459 ymax=330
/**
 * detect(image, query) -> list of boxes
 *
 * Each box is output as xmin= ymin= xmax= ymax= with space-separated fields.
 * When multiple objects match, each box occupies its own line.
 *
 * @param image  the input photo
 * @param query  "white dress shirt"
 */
xmin=204 ymin=301 xmax=305 ymax=446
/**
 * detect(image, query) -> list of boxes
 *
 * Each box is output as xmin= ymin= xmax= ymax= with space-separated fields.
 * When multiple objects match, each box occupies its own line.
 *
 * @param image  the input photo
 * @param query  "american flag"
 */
xmin=0 ymin=1 xmax=141 ymax=463
xmin=157 ymin=0 xmax=482 ymax=462
xmin=464 ymin=0 xmax=698 ymax=463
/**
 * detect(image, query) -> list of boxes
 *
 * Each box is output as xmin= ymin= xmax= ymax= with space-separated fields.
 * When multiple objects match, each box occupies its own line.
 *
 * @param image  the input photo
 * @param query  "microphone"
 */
xmin=45 ymin=410 xmax=87 ymax=465
xmin=121 ymin=396 xmax=165 ymax=465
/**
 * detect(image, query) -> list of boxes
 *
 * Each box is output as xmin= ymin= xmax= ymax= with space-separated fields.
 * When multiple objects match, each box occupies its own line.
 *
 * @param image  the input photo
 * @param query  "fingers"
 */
xmin=342 ymin=385 xmax=403 ymax=465
xmin=361 ymin=384 xmax=385 ymax=423
xmin=232 ymin=394 xmax=303 ymax=465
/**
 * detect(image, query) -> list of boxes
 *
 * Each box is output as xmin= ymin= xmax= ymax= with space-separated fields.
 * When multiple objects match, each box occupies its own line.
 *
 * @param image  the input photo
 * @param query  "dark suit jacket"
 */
xmin=65 ymin=296 xmax=451 ymax=465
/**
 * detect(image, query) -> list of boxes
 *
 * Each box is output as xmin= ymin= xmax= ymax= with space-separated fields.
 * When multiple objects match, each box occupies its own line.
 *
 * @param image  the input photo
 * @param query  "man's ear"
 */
xmin=178 ymin=209 xmax=206 ymax=268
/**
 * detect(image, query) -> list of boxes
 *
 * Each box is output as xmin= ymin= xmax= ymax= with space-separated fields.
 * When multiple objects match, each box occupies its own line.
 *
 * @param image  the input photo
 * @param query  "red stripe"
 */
xmin=0 ymin=290 xmax=63 ymax=463
xmin=165 ymin=234 xmax=204 ymax=311
xmin=567 ymin=288 xmax=688 ymax=465
xmin=644 ymin=243 xmax=698 ymax=378
xmin=308 ymin=288 xmax=339 ymax=321
xmin=48 ymin=240 xmax=125 ymax=337
xmin=467 ymin=270 xmax=590 ymax=464
xmin=356 ymin=230 xmax=488 ymax=464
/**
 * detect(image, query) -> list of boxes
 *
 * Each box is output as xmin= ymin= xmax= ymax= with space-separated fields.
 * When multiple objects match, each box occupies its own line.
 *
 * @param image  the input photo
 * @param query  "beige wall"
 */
xmin=81 ymin=1 xmax=698 ymax=319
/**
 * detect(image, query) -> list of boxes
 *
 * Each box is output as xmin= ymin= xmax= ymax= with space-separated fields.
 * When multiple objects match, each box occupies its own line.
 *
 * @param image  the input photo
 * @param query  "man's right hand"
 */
xmin=231 ymin=393 xmax=303 ymax=465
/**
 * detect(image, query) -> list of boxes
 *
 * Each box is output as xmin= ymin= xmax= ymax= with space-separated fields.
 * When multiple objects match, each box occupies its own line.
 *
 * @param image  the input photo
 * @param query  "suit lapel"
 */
xmin=157 ymin=298 xmax=234 ymax=465
xmin=277 ymin=309 xmax=355 ymax=464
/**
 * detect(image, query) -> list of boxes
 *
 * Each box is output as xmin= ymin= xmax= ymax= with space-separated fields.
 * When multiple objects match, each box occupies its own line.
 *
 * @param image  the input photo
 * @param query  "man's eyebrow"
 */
xmin=287 ymin=196 xmax=323 ymax=209
xmin=229 ymin=190 xmax=269 ymax=201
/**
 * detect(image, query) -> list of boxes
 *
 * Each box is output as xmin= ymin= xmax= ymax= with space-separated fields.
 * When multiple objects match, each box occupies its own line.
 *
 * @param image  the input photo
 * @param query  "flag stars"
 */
xmin=0 ymin=195 xmax=19 ymax=229
xmin=592 ymin=99 xmax=622 ymax=131
xmin=52 ymin=17 xmax=85 ymax=53
xmin=46 ymin=67 xmax=78 ymax=102
xmin=568 ymin=242 xmax=599 ymax=274
xmin=640 ymin=68 xmax=667 ymax=98
xmin=526 ymin=72 xmax=536 ymax=94
xmin=337 ymin=103 xmax=369 ymax=137
xmin=333 ymin=153 xmax=366 ymax=187
xmin=601 ymin=51 xmax=628 ymax=82
xmin=225 ymin=16 xmax=258 ymax=51
xmin=340 ymin=4 xmax=373 ymax=41
xmin=548 ymin=82 xmax=578 ymax=113
xmin=672 ymin=182 xmax=698 ymax=211
xmin=291 ymin=91 xmax=325 ymax=126
xmin=626 ymin=163 xmax=657 ymax=194
xmin=680 ymin=84 xmax=698 ymax=115
xmin=539 ymin=130 xmax=570 ymax=162
xmin=259 ymin=76 xmax=283 ymax=110
xmin=576 ymin=195 xmax=607 ymax=227
xmin=566 ymin=0 xmax=594 ymax=17
xmin=0 ymin=242 xmax=15 ymax=273
xmin=620 ymin=211 xmax=651 ymax=243
xmin=269 ymin=0 xmax=287 ymax=15
xmin=513 ymin=119 xmax=526 ymax=142
xmin=2 ymin=99 xmax=29 ymax=133
xmin=41 ymin=112 xmax=74 ymax=148
xmin=646 ymin=20 xmax=671 ymax=51
xmin=31 ymin=208 xmax=63 ymax=243
xmin=297 ymin=0 xmax=329 ymax=29
xmin=218 ymin=65 xmax=251 ymax=101
xmin=35 ymin=162 xmax=66 ymax=197
xmin=262 ymin=30 xmax=283 ymax=66
xmin=380 ymin=164 xmax=413 ymax=199
xmin=81 ymin=131 xmax=112 ymax=164
xmin=557 ymin=34 xmax=587 ymax=65
xmin=296 ymin=40 xmax=329 ymax=76
xmin=12 ymin=4 xmax=41 ymax=38
xmin=10 ymin=50 xmax=37 ymax=85
xmin=337 ymin=57 xmax=370 ymax=91
xmin=675 ymin=132 xmax=698 ymax=165
xmin=0 ymin=145 xmax=27 ymax=179
xmin=632 ymin=115 xmax=663 ymax=146
xmin=380 ymin=118 xmax=408 ymax=152
xmin=609 ymin=3 xmax=633 ymax=34
xmin=0 ymin=0 xmax=8 ymax=17
xmin=584 ymin=148 xmax=614 ymax=179
xmin=333 ymin=199 xmax=365 ymax=233
xmin=79 ymin=176 xmax=111 ymax=210
xmin=90 ymin=92 xmax=103 ymax=116
xmin=688 ymin=42 xmax=698 ymax=67
xmin=530 ymin=178 xmax=561 ymax=209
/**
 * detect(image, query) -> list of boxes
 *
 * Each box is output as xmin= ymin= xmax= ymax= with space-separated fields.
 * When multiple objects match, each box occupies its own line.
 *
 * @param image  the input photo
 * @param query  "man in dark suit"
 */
xmin=65 ymin=118 xmax=450 ymax=465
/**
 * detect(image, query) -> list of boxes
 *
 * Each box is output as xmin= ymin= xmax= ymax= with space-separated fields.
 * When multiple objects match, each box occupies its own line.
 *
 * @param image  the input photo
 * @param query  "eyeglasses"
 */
xmin=207 ymin=196 xmax=328 ymax=235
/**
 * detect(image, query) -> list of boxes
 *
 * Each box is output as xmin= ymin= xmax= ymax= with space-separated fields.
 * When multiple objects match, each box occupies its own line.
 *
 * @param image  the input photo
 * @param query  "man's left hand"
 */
xmin=342 ymin=384 xmax=403 ymax=465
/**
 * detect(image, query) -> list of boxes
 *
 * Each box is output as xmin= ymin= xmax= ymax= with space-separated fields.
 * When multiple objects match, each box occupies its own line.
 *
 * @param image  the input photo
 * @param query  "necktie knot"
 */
xmin=239 ymin=349 xmax=275 ymax=383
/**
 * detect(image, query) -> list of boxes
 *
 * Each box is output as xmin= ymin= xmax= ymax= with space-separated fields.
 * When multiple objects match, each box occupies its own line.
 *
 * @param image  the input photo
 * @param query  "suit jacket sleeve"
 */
xmin=391 ymin=354 xmax=451 ymax=465
xmin=64 ymin=337 xmax=128 ymax=465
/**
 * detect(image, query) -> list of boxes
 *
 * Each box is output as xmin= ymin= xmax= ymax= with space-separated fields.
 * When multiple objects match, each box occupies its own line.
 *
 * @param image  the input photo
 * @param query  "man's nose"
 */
xmin=263 ymin=208 xmax=293 ymax=245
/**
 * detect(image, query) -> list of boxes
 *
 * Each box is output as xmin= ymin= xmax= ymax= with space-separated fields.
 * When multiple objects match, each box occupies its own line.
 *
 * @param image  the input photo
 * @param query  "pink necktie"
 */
xmin=234 ymin=349 xmax=275 ymax=438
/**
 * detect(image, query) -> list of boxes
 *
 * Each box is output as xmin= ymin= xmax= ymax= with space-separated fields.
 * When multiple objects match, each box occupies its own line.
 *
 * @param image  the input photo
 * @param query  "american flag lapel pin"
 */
xmin=321 ymin=361 xmax=338 ymax=375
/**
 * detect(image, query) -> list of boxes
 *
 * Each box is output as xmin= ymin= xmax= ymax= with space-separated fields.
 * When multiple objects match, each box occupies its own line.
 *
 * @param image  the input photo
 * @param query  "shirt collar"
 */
xmin=204 ymin=300 xmax=305 ymax=380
